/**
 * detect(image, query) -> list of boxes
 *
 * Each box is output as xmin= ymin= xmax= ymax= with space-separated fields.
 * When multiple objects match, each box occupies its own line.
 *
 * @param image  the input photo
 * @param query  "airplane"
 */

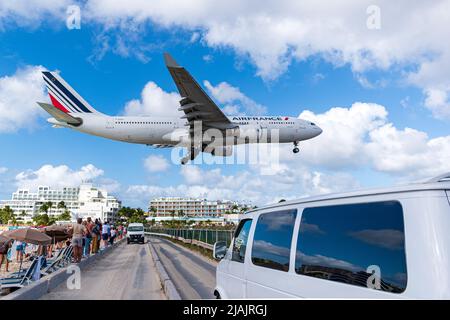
xmin=37 ymin=53 xmax=322 ymax=164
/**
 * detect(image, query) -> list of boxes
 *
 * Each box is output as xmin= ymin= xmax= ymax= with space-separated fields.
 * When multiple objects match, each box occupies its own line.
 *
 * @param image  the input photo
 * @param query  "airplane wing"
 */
xmin=37 ymin=102 xmax=82 ymax=126
xmin=164 ymin=53 xmax=237 ymax=132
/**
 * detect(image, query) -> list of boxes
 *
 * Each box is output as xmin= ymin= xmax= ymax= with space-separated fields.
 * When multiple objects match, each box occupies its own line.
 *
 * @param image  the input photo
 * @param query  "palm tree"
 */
xmin=39 ymin=201 xmax=53 ymax=214
xmin=20 ymin=210 xmax=27 ymax=219
xmin=0 ymin=206 xmax=15 ymax=224
xmin=57 ymin=201 xmax=66 ymax=211
xmin=57 ymin=209 xmax=71 ymax=221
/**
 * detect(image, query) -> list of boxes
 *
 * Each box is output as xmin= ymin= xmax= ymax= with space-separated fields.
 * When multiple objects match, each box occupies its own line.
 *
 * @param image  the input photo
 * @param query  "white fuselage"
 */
xmin=48 ymin=114 xmax=322 ymax=147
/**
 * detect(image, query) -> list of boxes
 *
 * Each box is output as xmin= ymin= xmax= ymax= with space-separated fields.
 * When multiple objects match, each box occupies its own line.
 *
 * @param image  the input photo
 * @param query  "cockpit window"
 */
xmin=310 ymin=122 xmax=316 ymax=126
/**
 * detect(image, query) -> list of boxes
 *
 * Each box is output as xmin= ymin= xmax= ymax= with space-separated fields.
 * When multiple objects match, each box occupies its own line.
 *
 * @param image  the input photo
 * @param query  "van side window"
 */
xmin=251 ymin=209 xmax=297 ymax=272
xmin=295 ymin=201 xmax=407 ymax=293
xmin=231 ymin=219 xmax=252 ymax=263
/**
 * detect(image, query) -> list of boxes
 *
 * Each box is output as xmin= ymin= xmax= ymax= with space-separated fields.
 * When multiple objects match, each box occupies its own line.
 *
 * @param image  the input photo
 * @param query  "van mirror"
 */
xmin=213 ymin=241 xmax=227 ymax=260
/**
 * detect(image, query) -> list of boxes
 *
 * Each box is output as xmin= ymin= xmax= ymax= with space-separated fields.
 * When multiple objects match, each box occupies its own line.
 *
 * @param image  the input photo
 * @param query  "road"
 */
xmin=41 ymin=241 xmax=166 ymax=300
xmin=149 ymin=236 xmax=217 ymax=299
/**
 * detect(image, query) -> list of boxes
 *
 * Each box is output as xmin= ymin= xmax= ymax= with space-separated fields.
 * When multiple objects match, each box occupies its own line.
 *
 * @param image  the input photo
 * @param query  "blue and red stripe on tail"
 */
xmin=42 ymin=71 xmax=101 ymax=115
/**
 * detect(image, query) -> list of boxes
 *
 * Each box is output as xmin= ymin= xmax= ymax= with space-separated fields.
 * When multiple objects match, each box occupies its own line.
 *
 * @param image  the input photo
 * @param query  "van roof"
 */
xmin=248 ymin=172 xmax=450 ymax=213
xmin=128 ymin=222 xmax=144 ymax=226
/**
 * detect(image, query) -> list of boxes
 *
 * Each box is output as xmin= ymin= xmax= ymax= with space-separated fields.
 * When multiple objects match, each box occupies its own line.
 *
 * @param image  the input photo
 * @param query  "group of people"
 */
xmin=67 ymin=218 xmax=126 ymax=263
xmin=0 ymin=238 xmax=51 ymax=273
xmin=0 ymin=218 xmax=127 ymax=274
xmin=0 ymin=239 xmax=25 ymax=273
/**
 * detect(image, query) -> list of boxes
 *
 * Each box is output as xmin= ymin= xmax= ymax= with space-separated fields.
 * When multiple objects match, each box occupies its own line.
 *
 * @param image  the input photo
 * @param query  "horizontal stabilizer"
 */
xmin=37 ymin=102 xmax=83 ymax=126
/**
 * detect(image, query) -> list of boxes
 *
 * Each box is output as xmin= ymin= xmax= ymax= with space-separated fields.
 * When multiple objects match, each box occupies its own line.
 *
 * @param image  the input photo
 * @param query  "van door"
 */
xmin=245 ymin=209 xmax=298 ymax=298
xmin=220 ymin=219 xmax=252 ymax=298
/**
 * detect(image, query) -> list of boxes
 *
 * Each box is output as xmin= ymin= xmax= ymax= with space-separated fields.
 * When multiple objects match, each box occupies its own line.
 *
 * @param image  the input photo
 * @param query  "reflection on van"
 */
xmin=295 ymin=201 xmax=407 ymax=293
xmin=214 ymin=173 xmax=450 ymax=299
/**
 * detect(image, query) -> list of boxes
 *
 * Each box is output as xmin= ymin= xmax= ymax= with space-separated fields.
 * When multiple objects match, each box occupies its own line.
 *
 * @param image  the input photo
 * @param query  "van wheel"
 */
xmin=214 ymin=290 xmax=221 ymax=299
xmin=127 ymin=239 xmax=130 ymax=244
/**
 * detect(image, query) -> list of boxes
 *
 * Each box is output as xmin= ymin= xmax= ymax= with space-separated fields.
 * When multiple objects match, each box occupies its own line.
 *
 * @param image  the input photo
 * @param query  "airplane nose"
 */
xmin=310 ymin=125 xmax=322 ymax=138
xmin=316 ymin=126 xmax=323 ymax=136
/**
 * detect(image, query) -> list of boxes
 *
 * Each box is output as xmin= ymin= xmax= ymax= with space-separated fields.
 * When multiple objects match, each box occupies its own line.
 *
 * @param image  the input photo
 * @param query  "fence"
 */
xmin=145 ymin=228 xmax=235 ymax=247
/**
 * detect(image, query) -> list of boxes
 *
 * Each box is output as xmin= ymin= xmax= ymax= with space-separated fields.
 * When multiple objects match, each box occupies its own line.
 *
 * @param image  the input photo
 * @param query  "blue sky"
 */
xmin=0 ymin=1 xmax=449 ymax=208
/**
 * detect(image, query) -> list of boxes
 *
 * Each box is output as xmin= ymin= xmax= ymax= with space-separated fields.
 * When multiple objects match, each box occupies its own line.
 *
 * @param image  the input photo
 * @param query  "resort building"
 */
xmin=0 ymin=183 xmax=121 ymax=222
xmin=148 ymin=197 xmax=250 ymax=219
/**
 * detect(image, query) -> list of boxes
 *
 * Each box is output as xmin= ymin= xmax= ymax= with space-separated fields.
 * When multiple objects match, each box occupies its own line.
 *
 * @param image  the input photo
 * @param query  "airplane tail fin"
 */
xmin=41 ymin=71 xmax=103 ymax=115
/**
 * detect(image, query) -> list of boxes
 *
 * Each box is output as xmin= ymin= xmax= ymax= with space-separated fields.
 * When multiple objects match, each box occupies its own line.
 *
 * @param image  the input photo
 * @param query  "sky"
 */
xmin=0 ymin=0 xmax=449 ymax=209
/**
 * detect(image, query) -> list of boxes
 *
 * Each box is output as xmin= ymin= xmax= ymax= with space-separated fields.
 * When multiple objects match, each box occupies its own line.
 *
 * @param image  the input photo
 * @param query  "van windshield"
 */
xmin=128 ymin=226 xmax=144 ymax=232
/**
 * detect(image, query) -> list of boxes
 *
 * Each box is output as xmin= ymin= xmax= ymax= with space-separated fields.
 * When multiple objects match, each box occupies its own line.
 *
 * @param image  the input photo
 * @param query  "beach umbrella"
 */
xmin=0 ymin=234 xmax=12 ymax=246
xmin=2 ymin=228 xmax=52 ymax=274
xmin=41 ymin=225 xmax=70 ymax=241
xmin=2 ymin=228 xmax=52 ymax=245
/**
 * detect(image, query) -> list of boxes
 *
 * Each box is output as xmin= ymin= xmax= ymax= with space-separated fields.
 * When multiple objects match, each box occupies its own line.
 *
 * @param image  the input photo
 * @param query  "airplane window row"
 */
xmin=269 ymin=122 xmax=295 ymax=124
xmin=115 ymin=121 xmax=172 ymax=125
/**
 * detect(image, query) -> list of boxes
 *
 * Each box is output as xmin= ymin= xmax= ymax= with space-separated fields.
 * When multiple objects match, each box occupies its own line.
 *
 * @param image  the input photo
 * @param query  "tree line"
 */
xmin=0 ymin=201 xmax=72 ymax=226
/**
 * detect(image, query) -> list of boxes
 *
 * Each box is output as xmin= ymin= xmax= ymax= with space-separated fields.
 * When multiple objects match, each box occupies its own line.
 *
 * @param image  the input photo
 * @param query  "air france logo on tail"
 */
xmin=42 ymin=71 xmax=97 ymax=114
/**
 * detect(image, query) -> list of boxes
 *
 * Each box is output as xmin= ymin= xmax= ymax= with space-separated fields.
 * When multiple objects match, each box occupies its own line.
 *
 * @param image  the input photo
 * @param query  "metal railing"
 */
xmin=145 ymin=227 xmax=234 ymax=247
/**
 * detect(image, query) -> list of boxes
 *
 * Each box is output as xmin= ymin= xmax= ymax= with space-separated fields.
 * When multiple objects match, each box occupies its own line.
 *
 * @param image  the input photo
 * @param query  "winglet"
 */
xmin=164 ymin=52 xmax=181 ymax=68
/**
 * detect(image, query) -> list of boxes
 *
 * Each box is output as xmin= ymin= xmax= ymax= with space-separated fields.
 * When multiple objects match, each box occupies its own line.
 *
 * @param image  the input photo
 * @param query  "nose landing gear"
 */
xmin=293 ymin=141 xmax=299 ymax=154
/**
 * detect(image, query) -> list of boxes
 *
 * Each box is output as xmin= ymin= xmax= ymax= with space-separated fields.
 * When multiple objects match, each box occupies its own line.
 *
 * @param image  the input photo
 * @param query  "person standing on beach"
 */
xmin=68 ymin=218 xmax=86 ymax=263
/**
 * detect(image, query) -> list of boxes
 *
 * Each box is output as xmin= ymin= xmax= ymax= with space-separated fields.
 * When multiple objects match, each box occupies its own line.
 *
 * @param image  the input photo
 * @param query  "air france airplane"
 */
xmin=37 ymin=53 xmax=322 ymax=164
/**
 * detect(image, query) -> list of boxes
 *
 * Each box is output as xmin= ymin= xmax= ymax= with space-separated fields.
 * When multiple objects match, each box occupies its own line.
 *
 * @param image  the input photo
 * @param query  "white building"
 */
xmin=148 ymin=197 xmax=250 ymax=218
xmin=0 ymin=183 xmax=121 ymax=222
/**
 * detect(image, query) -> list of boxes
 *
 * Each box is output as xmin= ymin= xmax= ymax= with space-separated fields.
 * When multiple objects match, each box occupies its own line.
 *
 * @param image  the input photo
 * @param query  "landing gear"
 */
xmin=180 ymin=146 xmax=200 ymax=165
xmin=293 ymin=141 xmax=300 ymax=154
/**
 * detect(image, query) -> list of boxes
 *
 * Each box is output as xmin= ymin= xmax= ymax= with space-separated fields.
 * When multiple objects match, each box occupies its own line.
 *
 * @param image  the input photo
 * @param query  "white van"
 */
xmin=126 ymin=223 xmax=145 ymax=244
xmin=213 ymin=173 xmax=450 ymax=299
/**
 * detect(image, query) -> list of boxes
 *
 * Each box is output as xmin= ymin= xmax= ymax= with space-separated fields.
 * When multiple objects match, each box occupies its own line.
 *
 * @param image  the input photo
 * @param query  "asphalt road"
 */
xmin=149 ymin=236 xmax=217 ymax=299
xmin=41 ymin=240 xmax=166 ymax=300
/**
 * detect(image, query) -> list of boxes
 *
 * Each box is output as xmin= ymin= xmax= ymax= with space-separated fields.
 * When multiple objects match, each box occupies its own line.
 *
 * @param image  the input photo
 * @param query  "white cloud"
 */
xmin=296 ymin=102 xmax=450 ymax=180
xmin=86 ymin=0 xmax=450 ymax=119
xmin=297 ymin=251 xmax=362 ymax=272
xmin=0 ymin=0 xmax=70 ymax=29
xmin=3 ymin=1 xmax=450 ymax=118
xmin=366 ymin=124 xmax=450 ymax=179
xmin=15 ymin=164 xmax=105 ymax=190
xmin=144 ymin=155 xmax=170 ymax=172
xmin=423 ymin=88 xmax=450 ymax=120
xmin=123 ymin=81 xmax=181 ymax=117
xmin=0 ymin=65 xmax=47 ymax=133
xmin=297 ymin=102 xmax=388 ymax=169
xmin=0 ymin=167 xmax=7 ymax=174
xmin=127 ymin=164 xmax=359 ymax=207
xmin=202 ymin=54 xmax=213 ymax=63
xmin=204 ymin=80 xmax=266 ymax=115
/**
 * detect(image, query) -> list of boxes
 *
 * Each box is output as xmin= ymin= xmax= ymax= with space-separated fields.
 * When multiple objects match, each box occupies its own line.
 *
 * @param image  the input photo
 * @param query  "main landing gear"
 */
xmin=181 ymin=146 xmax=200 ymax=165
xmin=293 ymin=141 xmax=300 ymax=154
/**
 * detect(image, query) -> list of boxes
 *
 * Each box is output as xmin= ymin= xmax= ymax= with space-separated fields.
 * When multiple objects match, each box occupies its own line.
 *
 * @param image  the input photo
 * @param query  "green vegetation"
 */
xmin=0 ymin=206 xmax=16 ymax=224
xmin=39 ymin=201 xmax=53 ymax=215
xmin=32 ymin=213 xmax=56 ymax=226
xmin=57 ymin=210 xmax=72 ymax=221
xmin=118 ymin=206 xmax=147 ymax=224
